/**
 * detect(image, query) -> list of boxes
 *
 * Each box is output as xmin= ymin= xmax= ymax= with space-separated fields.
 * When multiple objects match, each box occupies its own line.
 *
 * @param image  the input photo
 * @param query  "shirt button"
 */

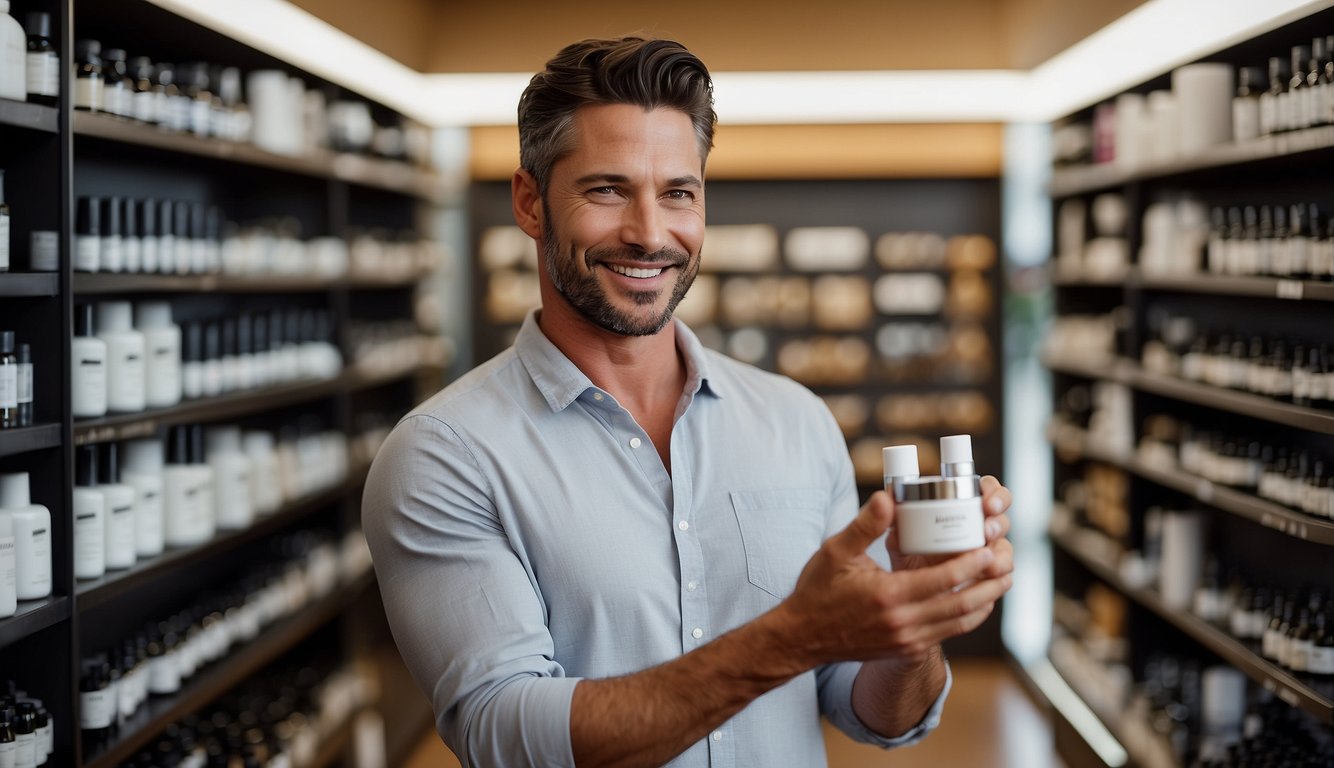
xmin=687 ymin=580 xmax=698 ymax=592
xmin=677 ymin=520 xmax=689 ymax=531
xmin=711 ymin=731 xmax=723 ymax=742
xmin=692 ymin=627 xmax=703 ymax=639
xmin=593 ymin=392 xmax=604 ymax=401
xmin=629 ymin=437 xmax=642 ymax=448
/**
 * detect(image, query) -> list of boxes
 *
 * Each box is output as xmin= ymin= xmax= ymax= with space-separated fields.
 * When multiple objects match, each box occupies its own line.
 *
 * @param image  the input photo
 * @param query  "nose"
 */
xmin=619 ymin=195 xmax=668 ymax=255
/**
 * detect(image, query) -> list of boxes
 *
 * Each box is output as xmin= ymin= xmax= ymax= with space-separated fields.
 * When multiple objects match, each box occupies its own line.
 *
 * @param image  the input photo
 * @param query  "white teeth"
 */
xmin=607 ymin=264 xmax=664 ymax=278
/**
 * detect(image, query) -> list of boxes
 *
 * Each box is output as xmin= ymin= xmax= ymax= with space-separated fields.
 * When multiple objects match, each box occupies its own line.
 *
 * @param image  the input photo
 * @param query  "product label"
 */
xmin=0 ymin=538 xmax=15 ymax=594
xmin=148 ymin=654 xmax=180 ymax=694
xmin=28 ymin=231 xmax=58 ymax=272
xmin=100 ymin=237 xmax=123 ymax=272
xmin=1309 ymin=645 xmax=1334 ymax=675
xmin=0 ymin=213 xmax=9 ymax=272
xmin=73 ymin=76 xmax=102 ymax=112
xmin=134 ymin=90 xmax=156 ymax=123
xmin=25 ymin=53 xmax=58 ymax=98
xmin=1232 ymin=99 xmax=1260 ymax=142
xmin=79 ymin=688 xmax=115 ymax=730
xmin=0 ymin=739 xmax=14 ymax=768
xmin=0 ymin=365 xmax=16 ymax=409
xmin=12 ymin=733 xmax=31 ymax=768
xmin=74 ymin=236 xmax=99 ymax=272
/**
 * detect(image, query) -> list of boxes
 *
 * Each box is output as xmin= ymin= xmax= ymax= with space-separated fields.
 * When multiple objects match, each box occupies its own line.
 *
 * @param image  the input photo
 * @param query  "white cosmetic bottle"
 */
xmin=0 ymin=472 xmax=51 ymax=600
xmin=71 ymin=304 xmax=108 ymax=418
xmin=206 ymin=426 xmax=252 ymax=530
xmin=97 ymin=443 xmax=137 ymax=571
xmin=243 ymin=430 xmax=283 ymax=514
xmin=189 ymin=425 xmax=216 ymax=542
xmin=0 ymin=507 xmax=16 ymax=618
xmin=121 ymin=438 xmax=165 ymax=558
xmin=96 ymin=302 xmax=146 ymax=413
xmin=0 ymin=0 xmax=26 ymax=102
xmin=883 ymin=435 xmax=987 ymax=555
xmin=162 ymin=425 xmax=200 ymax=548
xmin=135 ymin=301 xmax=182 ymax=408
xmin=73 ymin=445 xmax=107 ymax=580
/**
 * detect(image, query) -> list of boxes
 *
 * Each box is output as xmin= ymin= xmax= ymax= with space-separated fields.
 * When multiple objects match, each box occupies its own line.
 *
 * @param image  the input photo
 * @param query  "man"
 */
xmin=363 ymin=36 xmax=1014 ymax=767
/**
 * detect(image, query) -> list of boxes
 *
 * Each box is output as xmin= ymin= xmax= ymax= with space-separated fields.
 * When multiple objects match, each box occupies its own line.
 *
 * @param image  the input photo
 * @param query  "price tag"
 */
xmin=1276 ymin=280 xmax=1304 ymax=300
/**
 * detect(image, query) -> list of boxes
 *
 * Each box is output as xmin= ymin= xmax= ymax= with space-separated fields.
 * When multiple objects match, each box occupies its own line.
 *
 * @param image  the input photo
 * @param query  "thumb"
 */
xmin=827 ymin=491 xmax=895 ymax=559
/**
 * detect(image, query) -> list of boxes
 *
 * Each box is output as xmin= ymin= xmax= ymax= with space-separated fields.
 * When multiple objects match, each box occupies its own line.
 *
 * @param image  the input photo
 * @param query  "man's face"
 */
xmin=538 ymin=104 xmax=705 ymax=336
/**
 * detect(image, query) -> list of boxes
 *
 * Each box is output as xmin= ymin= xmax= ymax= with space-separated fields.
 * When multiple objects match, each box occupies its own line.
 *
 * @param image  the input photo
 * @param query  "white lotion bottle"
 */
xmin=96 ymin=302 xmax=146 ymax=413
xmin=162 ymin=426 xmax=198 ymax=548
xmin=0 ymin=472 xmax=51 ymax=600
xmin=97 ymin=443 xmax=137 ymax=571
xmin=206 ymin=426 xmax=252 ymax=530
xmin=122 ymin=438 xmax=165 ymax=558
xmin=189 ymin=425 xmax=216 ymax=542
xmin=71 ymin=304 xmax=108 ymax=418
xmin=883 ymin=435 xmax=986 ymax=555
xmin=135 ymin=301 xmax=182 ymax=408
xmin=0 ymin=508 xmax=16 ymax=618
xmin=73 ymin=445 xmax=106 ymax=580
xmin=243 ymin=430 xmax=283 ymax=514
xmin=0 ymin=0 xmax=26 ymax=102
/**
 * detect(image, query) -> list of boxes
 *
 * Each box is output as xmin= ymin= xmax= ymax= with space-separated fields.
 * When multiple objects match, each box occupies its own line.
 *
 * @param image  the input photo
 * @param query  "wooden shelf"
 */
xmin=1050 ymin=527 xmax=1334 ymax=724
xmin=0 ymin=596 xmax=70 ymax=649
xmin=0 ymin=424 xmax=62 ymax=458
xmin=0 ymin=273 xmax=59 ymax=297
xmin=1049 ymin=125 xmax=1334 ymax=197
xmin=73 ymin=111 xmax=450 ymax=203
xmin=1045 ymin=422 xmax=1334 ymax=545
xmin=82 ymin=571 xmax=375 ymax=768
xmin=75 ymin=466 xmax=368 ymax=610
xmin=1135 ymin=272 xmax=1334 ymax=302
xmin=73 ymin=271 xmax=432 ymax=295
xmin=0 ymin=101 xmax=58 ymax=133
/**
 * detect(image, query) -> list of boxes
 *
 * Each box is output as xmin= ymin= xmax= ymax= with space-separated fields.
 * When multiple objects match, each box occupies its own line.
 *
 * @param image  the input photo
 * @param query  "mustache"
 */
xmin=584 ymin=245 xmax=690 ymax=269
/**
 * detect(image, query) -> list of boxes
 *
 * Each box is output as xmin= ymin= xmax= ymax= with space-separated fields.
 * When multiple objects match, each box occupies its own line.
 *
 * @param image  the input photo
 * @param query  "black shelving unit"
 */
xmin=1044 ymin=6 xmax=1334 ymax=765
xmin=0 ymin=1 xmax=454 ymax=766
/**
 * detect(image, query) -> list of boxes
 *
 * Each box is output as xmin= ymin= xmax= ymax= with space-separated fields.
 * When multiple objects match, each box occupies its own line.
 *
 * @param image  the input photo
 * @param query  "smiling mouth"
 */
xmin=606 ymin=263 xmax=665 ymax=279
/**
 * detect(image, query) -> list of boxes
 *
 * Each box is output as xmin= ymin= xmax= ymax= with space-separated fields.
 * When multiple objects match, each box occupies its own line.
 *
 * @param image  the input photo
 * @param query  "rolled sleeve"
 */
xmin=816 ymin=660 xmax=952 ymax=748
xmin=362 ymin=413 xmax=578 ymax=767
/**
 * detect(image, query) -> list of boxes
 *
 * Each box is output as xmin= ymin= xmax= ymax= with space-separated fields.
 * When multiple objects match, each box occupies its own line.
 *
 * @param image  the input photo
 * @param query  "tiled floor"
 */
xmin=405 ymin=659 xmax=1062 ymax=767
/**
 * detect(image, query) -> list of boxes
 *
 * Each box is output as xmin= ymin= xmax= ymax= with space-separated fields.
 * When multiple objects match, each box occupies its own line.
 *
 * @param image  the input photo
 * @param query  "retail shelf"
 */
xmin=73 ymin=271 xmax=433 ymax=295
xmin=73 ymin=377 xmax=346 ymax=445
xmin=1135 ymin=271 xmax=1334 ymax=302
xmin=0 ymin=423 xmax=62 ymax=458
xmin=1045 ymin=422 xmax=1334 ymax=545
xmin=72 ymin=111 xmax=450 ymax=203
xmin=82 ymin=570 xmax=375 ymax=768
xmin=0 ymin=101 xmax=58 ymax=133
xmin=0 ymin=273 xmax=59 ymax=297
xmin=1049 ymin=271 xmax=1128 ymax=288
xmin=1043 ymin=357 xmax=1334 ymax=435
xmin=1048 ymin=125 xmax=1334 ymax=198
xmin=75 ymin=466 xmax=369 ymax=610
xmin=0 ymin=596 xmax=70 ymax=649
xmin=1050 ymin=526 xmax=1334 ymax=724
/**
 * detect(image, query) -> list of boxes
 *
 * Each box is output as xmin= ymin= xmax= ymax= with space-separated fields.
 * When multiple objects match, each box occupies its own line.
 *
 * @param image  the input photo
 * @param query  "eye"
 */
xmin=664 ymin=189 xmax=695 ymax=201
xmin=588 ymin=186 xmax=619 ymax=196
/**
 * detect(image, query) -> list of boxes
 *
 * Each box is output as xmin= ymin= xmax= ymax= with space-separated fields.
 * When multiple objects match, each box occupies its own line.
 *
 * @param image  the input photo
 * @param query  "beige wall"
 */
xmin=292 ymin=0 xmax=1147 ymax=73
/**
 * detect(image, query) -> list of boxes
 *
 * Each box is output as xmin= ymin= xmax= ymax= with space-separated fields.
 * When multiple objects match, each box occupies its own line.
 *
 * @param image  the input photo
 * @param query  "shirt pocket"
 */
xmin=729 ymin=488 xmax=829 ymax=599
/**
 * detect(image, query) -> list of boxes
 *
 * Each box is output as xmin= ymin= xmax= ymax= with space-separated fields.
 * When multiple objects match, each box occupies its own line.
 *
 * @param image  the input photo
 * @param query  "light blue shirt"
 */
xmin=362 ymin=311 xmax=949 ymax=767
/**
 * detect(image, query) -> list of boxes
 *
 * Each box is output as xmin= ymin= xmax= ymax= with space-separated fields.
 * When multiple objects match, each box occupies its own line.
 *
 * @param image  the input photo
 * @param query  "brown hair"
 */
xmin=517 ymin=36 xmax=717 ymax=193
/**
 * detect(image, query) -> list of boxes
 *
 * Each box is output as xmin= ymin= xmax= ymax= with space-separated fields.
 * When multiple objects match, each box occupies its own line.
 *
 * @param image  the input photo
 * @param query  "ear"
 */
xmin=512 ymin=168 xmax=544 ymax=240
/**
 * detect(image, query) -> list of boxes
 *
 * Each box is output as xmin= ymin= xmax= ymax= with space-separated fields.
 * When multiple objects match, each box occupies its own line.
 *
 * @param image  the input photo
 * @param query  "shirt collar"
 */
xmin=514 ymin=309 xmax=721 ymax=413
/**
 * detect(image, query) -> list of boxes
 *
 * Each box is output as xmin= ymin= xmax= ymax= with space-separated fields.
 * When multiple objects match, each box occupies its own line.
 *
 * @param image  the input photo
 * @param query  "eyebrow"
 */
xmin=574 ymin=173 xmax=703 ymax=188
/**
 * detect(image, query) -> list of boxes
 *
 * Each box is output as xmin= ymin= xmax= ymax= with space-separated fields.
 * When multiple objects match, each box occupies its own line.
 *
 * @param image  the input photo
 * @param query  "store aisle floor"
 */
xmin=405 ymin=658 xmax=1060 ymax=767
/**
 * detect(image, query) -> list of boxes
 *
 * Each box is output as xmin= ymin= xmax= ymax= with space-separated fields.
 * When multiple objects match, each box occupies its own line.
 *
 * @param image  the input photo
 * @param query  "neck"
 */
xmin=536 ymin=303 xmax=685 ymax=413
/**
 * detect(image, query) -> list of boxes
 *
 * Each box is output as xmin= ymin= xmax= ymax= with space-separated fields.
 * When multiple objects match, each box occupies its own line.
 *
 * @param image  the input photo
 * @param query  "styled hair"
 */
xmin=517 ymin=36 xmax=717 ymax=193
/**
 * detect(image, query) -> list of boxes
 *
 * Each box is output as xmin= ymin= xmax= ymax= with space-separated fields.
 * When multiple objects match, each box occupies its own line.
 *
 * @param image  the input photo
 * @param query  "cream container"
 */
xmin=883 ymin=435 xmax=986 ymax=555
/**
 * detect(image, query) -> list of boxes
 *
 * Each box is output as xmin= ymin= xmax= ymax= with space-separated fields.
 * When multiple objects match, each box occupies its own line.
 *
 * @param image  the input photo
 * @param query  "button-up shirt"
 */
xmin=362 ymin=311 xmax=949 ymax=767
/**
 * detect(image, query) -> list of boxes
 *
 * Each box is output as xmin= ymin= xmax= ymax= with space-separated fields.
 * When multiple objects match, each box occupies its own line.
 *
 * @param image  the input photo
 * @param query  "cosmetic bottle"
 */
xmin=1307 ymin=39 xmax=1327 ymax=128
xmin=1288 ymin=46 xmax=1312 ymax=130
xmin=73 ymin=39 xmax=102 ymax=112
xmin=0 ymin=710 xmax=13 ymax=768
xmin=220 ymin=317 xmax=238 ymax=393
xmin=101 ymin=48 xmax=129 ymax=118
xmin=204 ymin=205 xmax=222 ymax=272
xmin=0 ymin=473 xmax=50 ymax=600
xmin=75 ymin=196 xmax=100 ymax=272
xmin=137 ymin=301 xmax=182 ymax=408
xmin=10 ymin=703 xmax=33 ymax=768
xmin=22 ymin=13 xmax=56 ymax=105
xmin=1233 ymin=67 xmax=1264 ymax=142
xmin=202 ymin=322 xmax=222 ymax=398
xmin=1260 ymin=57 xmax=1288 ymax=136
xmin=175 ymin=200 xmax=192 ymax=274
xmin=146 ymin=627 xmax=181 ymax=696
xmin=73 ymin=445 xmax=106 ymax=580
xmin=190 ymin=425 xmax=216 ymax=542
xmin=883 ymin=435 xmax=986 ymax=555
xmin=98 ymin=196 xmax=123 ymax=272
xmin=207 ymin=427 xmax=252 ymax=531
xmin=137 ymin=198 xmax=158 ymax=273
xmin=182 ymin=63 xmax=211 ymax=138
xmin=182 ymin=322 xmax=203 ymax=400
xmin=0 ymin=505 xmax=16 ymax=618
xmin=163 ymin=426 xmax=198 ymax=548
xmin=0 ymin=2 xmax=25 ymax=102
xmin=72 ymin=304 xmax=108 ymax=418
xmin=190 ymin=203 xmax=208 ymax=274
xmin=27 ymin=229 xmax=56 ymax=272
xmin=157 ymin=199 xmax=175 ymax=274
xmin=97 ymin=302 xmax=146 ymax=413
xmin=250 ymin=314 xmax=271 ymax=389
xmin=79 ymin=658 xmax=114 ymax=734
xmin=0 ymin=332 xmax=15 ymax=428
xmin=129 ymin=56 xmax=156 ymax=124
xmin=0 ymin=170 xmax=8 ymax=273
xmin=235 ymin=314 xmax=254 ymax=391
xmin=121 ymin=197 xmax=139 ymax=273
xmin=98 ymin=442 xmax=137 ymax=571
xmin=15 ymin=343 xmax=30 ymax=427
xmin=122 ymin=438 xmax=164 ymax=558
xmin=1310 ymin=611 xmax=1334 ymax=676
xmin=243 ymin=431 xmax=282 ymax=514
xmin=155 ymin=62 xmax=189 ymax=133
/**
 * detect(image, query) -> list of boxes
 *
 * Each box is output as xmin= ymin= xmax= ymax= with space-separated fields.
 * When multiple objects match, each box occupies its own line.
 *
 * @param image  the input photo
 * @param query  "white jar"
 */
xmin=883 ymin=435 xmax=986 ymax=555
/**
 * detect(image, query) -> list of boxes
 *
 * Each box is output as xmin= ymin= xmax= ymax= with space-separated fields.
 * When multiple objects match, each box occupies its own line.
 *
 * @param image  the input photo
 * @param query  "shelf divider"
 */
xmin=0 ymin=273 xmax=59 ymax=297
xmin=0 ymin=424 xmax=62 ymax=459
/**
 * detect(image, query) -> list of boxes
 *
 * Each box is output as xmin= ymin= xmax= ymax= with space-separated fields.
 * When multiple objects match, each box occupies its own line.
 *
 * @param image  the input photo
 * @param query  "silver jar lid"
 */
xmin=894 ymin=475 xmax=981 ymax=502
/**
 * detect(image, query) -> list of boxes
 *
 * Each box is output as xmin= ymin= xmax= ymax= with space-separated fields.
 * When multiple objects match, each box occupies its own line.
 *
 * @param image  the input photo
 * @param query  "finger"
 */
xmin=894 ymin=547 xmax=994 ymax=601
xmin=980 ymin=476 xmax=1011 ymax=517
xmin=983 ymin=512 xmax=1011 ymax=542
xmin=826 ymin=492 xmax=894 ymax=559
xmin=982 ymin=538 xmax=1014 ymax=579
xmin=892 ymin=574 xmax=1011 ymax=630
xmin=897 ymin=599 xmax=1002 ymax=651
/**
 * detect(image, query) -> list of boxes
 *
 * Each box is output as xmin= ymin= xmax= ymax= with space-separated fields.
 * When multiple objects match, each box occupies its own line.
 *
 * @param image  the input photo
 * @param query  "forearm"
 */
xmin=570 ymin=610 xmax=804 ymax=768
xmin=850 ymin=645 xmax=948 ymax=739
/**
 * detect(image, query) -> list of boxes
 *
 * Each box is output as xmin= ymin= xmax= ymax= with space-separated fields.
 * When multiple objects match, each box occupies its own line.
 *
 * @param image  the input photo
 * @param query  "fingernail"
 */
xmin=988 ymin=497 xmax=1004 ymax=514
xmin=985 ymin=520 xmax=1001 ymax=539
